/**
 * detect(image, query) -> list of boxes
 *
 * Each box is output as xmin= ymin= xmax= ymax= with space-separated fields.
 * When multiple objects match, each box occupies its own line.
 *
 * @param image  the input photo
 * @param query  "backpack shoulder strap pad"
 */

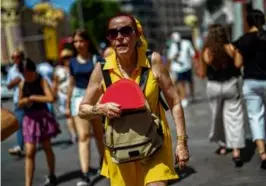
xmin=139 ymin=67 xmax=149 ymax=92
xmin=99 ymin=58 xmax=112 ymax=88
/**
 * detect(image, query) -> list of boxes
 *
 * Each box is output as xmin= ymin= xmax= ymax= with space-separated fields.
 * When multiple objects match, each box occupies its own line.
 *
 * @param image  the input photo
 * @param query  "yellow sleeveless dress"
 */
xmin=101 ymin=48 xmax=178 ymax=186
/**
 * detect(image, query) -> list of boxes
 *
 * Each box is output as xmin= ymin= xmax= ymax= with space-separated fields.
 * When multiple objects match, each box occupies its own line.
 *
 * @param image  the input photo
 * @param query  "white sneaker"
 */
xmin=76 ymin=178 xmax=90 ymax=186
xmin=181 ymin=99 xmax=189 ymax=108
xmin=76 ymin=180 xmax=89 ymax=186
xmin=8 ymin=146 xmax=23 ymax=156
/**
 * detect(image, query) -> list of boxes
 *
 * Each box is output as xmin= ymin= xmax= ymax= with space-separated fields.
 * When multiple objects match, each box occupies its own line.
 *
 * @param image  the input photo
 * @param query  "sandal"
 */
xmin=259 ymin=152 xmax=266 ymax=170
xmin=215 ymin=147 xmax=227 ymax=155
xmin=232 ymin=156 xmax=243 ymax=168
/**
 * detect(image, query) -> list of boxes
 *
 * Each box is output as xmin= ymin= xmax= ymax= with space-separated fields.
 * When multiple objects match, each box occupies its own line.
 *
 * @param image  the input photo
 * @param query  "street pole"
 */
xmin=77 ymin=0 xmax=85 ymax=29
xmin=232 ymin=1 xmax=243 ymax=41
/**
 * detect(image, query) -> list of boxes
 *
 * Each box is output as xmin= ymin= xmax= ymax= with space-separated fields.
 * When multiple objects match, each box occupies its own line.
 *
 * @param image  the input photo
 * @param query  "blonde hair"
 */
xmin=135 ymin=18 xmax=148 ymax=49
xmin=11 ymin=48 xmax=24 ymax=59
xmin=60 ymin=49 xmax=73 ymax=59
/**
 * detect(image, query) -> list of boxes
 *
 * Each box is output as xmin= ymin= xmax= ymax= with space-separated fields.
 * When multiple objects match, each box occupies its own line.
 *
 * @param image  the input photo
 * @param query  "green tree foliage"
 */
xmin=70 ymin=0 xmax=121 ymax=49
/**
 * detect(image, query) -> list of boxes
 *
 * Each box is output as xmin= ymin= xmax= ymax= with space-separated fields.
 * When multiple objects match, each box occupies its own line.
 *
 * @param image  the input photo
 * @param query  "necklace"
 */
xmin=116 ymin=55 xmax=138 ymax=79
xmin=116 ymin=59 xmax=126 ymax=78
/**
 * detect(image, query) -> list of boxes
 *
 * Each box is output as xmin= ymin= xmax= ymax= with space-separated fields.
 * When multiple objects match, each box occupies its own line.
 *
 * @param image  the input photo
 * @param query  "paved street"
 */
xmin=1 ymin=77 xmax=265 ymax=186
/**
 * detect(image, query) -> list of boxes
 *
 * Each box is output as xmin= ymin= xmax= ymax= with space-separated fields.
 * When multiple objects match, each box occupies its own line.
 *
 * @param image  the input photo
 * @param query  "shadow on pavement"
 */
xmin=168 ymin=166 xmax=196 ymax=185
xmin=56 ymin=168 xmax=105 ymax=185
xmin=89 ymin=175 xmax=106 ymax=186
xmin=241 ymin=139 xmax=256 ymax=163
xmin=57 ymin=169 xmax=81 ymax=184
xmin=11 ymin=155 xmax=25 ymax=160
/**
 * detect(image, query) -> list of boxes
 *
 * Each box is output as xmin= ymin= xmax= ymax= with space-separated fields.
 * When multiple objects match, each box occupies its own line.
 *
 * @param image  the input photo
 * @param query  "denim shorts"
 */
xmin=71 ymin=87 xmax=86 ymax=116
xmin=177 ymin=70 xmax=192 ymax=82
xmin=243 ymin=79 xmax=266 ymax=141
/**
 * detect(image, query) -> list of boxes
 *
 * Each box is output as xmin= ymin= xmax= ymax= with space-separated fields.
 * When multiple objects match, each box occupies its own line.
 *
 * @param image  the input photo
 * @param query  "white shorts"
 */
xmin=71 ymin=87 xmax=86 ymax=116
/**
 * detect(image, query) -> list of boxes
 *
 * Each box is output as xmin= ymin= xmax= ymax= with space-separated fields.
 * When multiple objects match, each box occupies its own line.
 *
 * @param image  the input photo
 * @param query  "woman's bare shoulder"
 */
xmin=224 ymin=43 xmax=236 ymax=58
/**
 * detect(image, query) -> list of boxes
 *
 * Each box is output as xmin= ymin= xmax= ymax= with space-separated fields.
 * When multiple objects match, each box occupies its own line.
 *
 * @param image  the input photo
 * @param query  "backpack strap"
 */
xmin=99 ymin=58 xmax=110 ymax=125
xmin=145 ymin=51 xmax=169 ymax=111
xmin=99 ymin=58 xmax=112 ymax=88
xmin=139 ymin=67 xmax=149 ymax=91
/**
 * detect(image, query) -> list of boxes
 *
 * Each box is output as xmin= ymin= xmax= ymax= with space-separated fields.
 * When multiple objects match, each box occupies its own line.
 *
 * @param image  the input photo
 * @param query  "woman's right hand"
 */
xmin=24 ymin=98 xmax=33 ymax=108
xmin=98 ymin=102 xmax=121 ymax=119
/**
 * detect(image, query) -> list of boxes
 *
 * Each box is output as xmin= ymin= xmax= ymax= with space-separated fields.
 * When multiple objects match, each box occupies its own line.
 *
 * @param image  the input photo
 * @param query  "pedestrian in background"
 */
xmin=168 ymin=32 xmax=195 ymax=107
xmin=199 ymin=24 xmax=245 ymax=167
xmin=7 ymin=49 xmax=25 ymax=157
xmin=18 ymin=58 xmax=60 ymax=186
xmin=37 ymin=59 xmax=55 ymax=115
xmin=65 ymin=29 xmax=104 ymax=185
xmin=234 ymin=9 xmax=266 ymax=169
xmin=52 ymin=49 xmax=77 ymax=144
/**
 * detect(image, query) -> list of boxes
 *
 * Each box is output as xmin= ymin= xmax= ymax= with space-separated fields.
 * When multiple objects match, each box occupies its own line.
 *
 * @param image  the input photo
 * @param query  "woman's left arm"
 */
xmin=231 ymin=44 xmax=243 ymax=68
xmin=29 ymin=79 xmax=54 ymax=103
xmin=151 ymin=52 xmax=189 ymax=168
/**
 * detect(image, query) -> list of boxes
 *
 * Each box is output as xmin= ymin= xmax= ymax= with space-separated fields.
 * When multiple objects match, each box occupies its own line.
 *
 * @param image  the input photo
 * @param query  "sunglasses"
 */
xmin=107 ymin=26 xmax=135 ymax=40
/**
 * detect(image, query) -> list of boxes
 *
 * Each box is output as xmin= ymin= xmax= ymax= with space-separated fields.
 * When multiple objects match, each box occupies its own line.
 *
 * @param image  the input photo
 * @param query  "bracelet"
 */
xmin=176 ymin=135 xmax=188 ymax=141
xmin=92 ymin=105 xmax=97 ymax=113
xmin=92 ymin=105 xmax=104 ymax=116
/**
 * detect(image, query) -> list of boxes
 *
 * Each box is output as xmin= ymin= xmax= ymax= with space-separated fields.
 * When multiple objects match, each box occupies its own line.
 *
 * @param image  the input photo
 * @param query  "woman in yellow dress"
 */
xmin=79 ymin=14 xmax=189 ymax=186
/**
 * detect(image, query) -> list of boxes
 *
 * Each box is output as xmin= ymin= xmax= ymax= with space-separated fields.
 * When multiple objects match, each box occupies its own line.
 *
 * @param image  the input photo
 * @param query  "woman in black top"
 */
xmin=234 ymin=9 xmax=266 ymax=169
xmin=199 ymin=24 xmax=245 ymax=167
xmin=18 ymin=58 xmax=60 ymax=186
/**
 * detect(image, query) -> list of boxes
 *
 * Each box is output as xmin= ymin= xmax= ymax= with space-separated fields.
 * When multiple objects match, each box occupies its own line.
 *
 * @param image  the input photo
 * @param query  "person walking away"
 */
xmin=65 ymin=29 xmax=104 ymax=185
xmin=37 ymin=59 xmax=55 ymax=115
xmin=52 ymin=49 xmax=77 ymax=144
xmin=198 ymin=24 xmax=245 ymax=167
xmin=234 ymin=9 xmax=266 ymax=169
xmin=79 ymin=13 xmax=189 ymax=186
xmin=168 ymin=32 xmax=195 ymax=107
xmin=17 ymin=58 xmax=60 ymax=186
xmin=7 ymin=49 xmax=25 ymax=156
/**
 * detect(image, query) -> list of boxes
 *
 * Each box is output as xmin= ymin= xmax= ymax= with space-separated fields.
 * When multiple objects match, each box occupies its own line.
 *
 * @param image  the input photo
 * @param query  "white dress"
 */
xmin=54 ymin=66 xmax=70 ymax=114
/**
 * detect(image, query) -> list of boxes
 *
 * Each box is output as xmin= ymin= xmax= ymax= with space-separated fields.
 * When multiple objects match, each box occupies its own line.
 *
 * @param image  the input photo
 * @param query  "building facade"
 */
xmin=118 ymin=0 xmax=203 ymax=50
xmin=1 ymin=0 xmax=72 ymax=65
xmin=20 ymin=6 xmax=72 ymax=62
xmin=1 ymin=0 xmax=24 ymax=64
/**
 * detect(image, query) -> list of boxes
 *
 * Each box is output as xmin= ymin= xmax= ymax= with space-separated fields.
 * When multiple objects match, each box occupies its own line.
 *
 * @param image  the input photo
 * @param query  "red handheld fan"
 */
xmin=100 ymin=79 xmax=145 ymax=110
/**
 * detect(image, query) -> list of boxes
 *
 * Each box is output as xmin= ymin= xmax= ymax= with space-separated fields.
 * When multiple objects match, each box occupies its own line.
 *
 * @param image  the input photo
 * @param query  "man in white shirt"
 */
xmin=7 ymin=49 xmax=25 ymax=156
xmin=168 ymin=32 xmax=195 ymax=107
xmin=37 ymin=59 xmax=55 ymax=114
xmin=37 ymin=59 xmax=54 ymax=86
